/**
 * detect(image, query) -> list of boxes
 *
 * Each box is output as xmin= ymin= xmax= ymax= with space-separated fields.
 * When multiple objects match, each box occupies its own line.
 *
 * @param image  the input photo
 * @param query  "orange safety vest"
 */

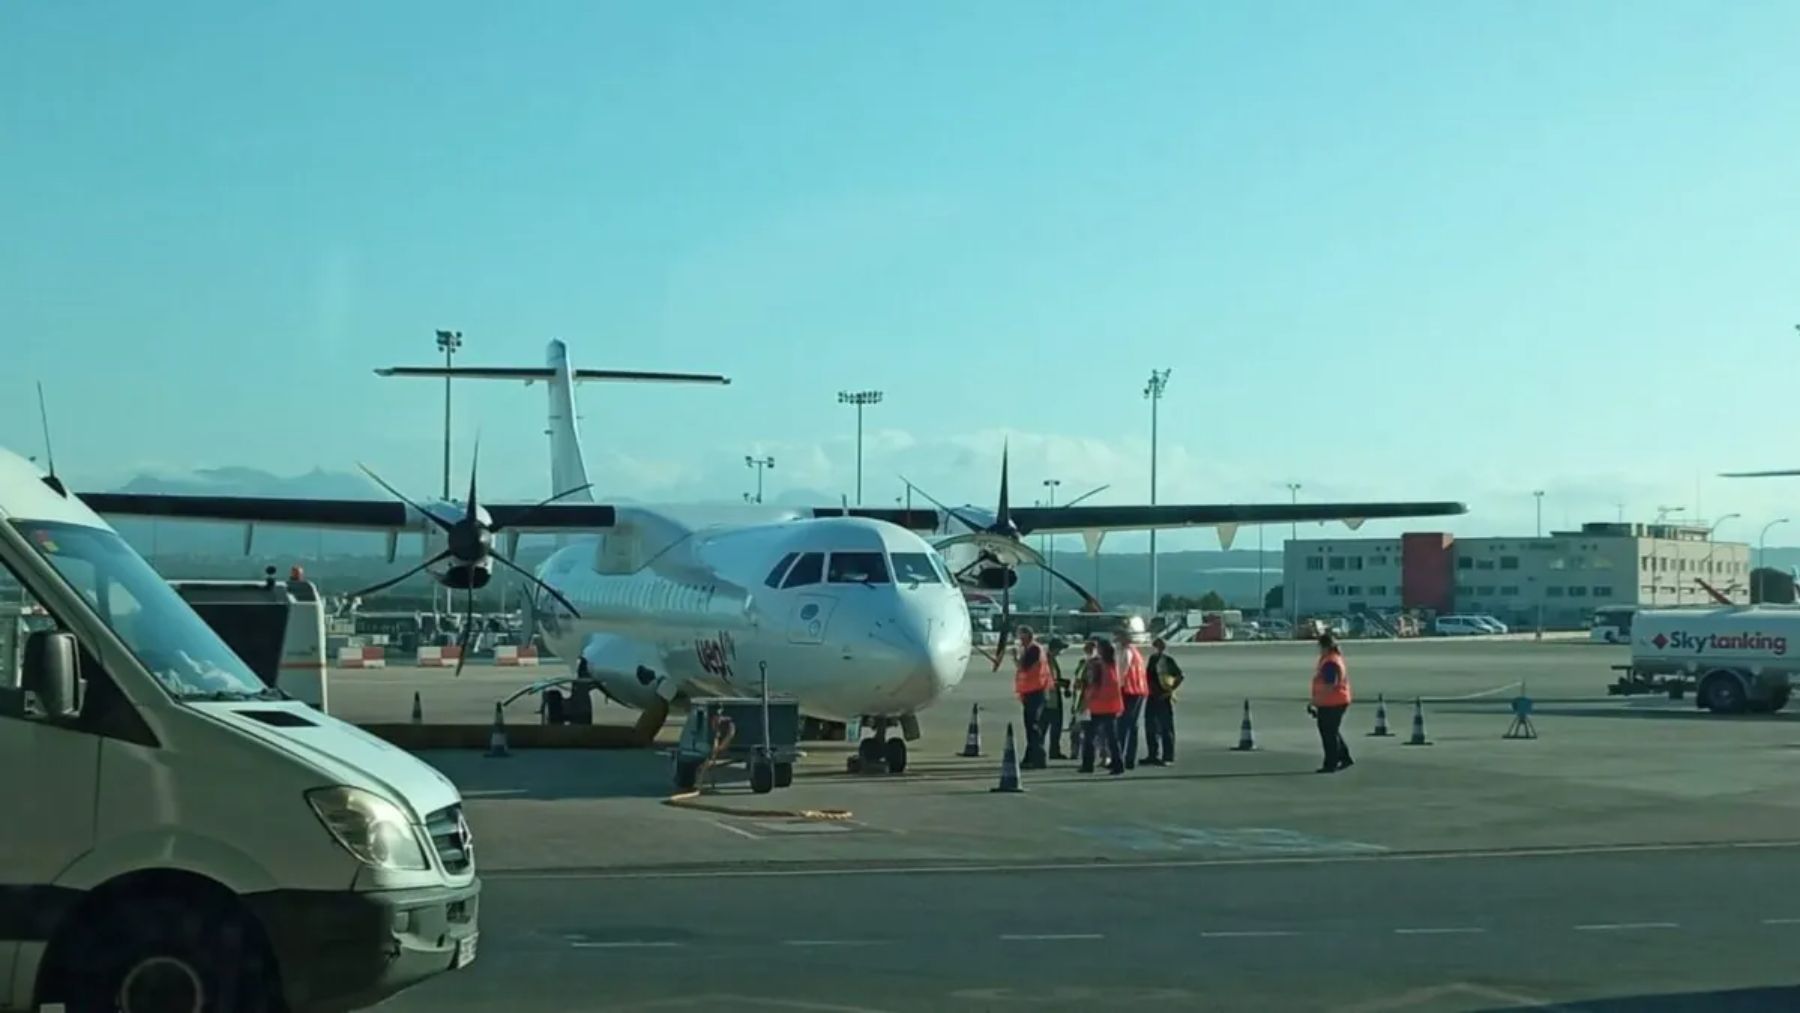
xmin=1014 ymin=644 xmax=1052 ymax=698
xmin=1086 ymin=661 xmax=1125 ymax=716
xmin=1311 ymin=651 xmax=1352 ymax=708
xmin=1121 ymin=645 xmax=1149 ymax=697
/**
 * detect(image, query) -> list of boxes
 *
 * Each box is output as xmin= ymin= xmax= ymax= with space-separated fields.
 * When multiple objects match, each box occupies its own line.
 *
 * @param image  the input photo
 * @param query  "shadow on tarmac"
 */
xmin=1478 ymin=984 xmax=1800 ymax=1011
xmin=418 ymin=748 xmax=678 ymax=801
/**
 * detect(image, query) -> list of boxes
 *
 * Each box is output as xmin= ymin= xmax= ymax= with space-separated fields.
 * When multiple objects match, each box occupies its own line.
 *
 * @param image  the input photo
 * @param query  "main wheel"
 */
xmin=1701 ymin=671 xmax=1748 ymax=714
xmin=883 ymin=737 xmax=908 ymax=775
xmin=750 ymin=759 xmax=775 ymax=795
xmin=774 ymin=762 xmax=795 ymax=788
xmin=68 ymin=897 xmax=276 ymax=1013
xmin=857 ymin=736 xmax=883 ymax=765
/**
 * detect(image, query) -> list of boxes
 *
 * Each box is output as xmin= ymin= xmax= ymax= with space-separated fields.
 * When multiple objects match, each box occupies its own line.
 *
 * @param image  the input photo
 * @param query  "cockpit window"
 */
xmin=828 ymin=552 xmax=890 ymax=584
xmin=764 ymin=552 xmax=798 ymax=588
xmin=891 ymin=552 xmax=940 ymax=585
xmin=781 ymin=552 xmax=824 ymax=588
xmin=929 ymin=551 xmax=955 ymax=584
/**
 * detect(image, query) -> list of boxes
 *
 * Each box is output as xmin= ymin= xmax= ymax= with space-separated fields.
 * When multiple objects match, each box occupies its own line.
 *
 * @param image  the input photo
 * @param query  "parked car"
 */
xmin=1434 ymin=615 xmax=1489 ymax=636
xmin=1471 ymin=615 xmax=1509 ymax=634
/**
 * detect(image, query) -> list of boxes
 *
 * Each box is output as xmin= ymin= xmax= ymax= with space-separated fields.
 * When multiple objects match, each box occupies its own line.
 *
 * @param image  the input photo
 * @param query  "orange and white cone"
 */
xmin=1405 ymin=697 xmax=1432 ymax=746
xmin=485 ymin=701 xmax=511 ymax=758
xmin=1233 ymin=699 xmax=1257 ymax=751
xmin=991 ymin=723 xmax=1025 ymax=793
xmin=411 ymin=691 xmax=423 ymax=725
xmin=1369 ymin=694 xmax=1391 ymax=737
xmin=958 ymin=703 xmax=983 ymax=757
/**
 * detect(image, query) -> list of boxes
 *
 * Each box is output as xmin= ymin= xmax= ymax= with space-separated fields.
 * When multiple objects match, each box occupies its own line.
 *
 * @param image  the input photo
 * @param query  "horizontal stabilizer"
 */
xmin=374 ymin=366 xmax=730 ymax=385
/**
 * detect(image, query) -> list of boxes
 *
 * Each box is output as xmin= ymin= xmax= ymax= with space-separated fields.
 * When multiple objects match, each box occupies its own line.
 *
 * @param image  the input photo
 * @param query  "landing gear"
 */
xmin=847 ymin=718 xmax=908 ymax=776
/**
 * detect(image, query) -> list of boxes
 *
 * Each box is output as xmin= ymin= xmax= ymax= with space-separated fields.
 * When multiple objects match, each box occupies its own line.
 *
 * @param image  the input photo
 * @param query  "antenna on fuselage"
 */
xmin=841 ymin=493 xmax=850 ymax=517
xmin=35 ymin=382 xmax=65 ymax=496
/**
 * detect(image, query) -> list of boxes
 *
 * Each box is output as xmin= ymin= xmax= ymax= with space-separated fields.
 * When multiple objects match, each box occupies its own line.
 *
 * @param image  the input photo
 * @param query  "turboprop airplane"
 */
xmin=77 ymin=340 xmax=1469 ymax=774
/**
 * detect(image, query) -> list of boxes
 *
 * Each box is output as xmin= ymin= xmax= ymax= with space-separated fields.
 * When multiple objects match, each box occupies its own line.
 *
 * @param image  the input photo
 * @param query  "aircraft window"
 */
xmin=764 ymin=552 xmax=799 ymax=588
xmin=929 ymin=551 xmax=954 ymax=583
xmin=782 ymin=552 xmax=824 ymax=588
xmin=891 ymin=553 xmax=940 ymax=585
xmin=828 ymin=552 xmax=891 ymax=585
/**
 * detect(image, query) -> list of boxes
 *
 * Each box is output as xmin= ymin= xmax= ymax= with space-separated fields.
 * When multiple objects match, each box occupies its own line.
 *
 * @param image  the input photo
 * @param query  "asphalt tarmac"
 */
xmin=389 ymin=843 xmax=1800 ymax=1012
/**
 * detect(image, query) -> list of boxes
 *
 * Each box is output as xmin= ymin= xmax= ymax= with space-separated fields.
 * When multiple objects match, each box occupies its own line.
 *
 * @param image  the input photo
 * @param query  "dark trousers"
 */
xmin=1316 ymin=704 xmax=1352 ymax=769
xmin=1045 ymin=702 xmax=1066 ymax=758
xmin=1080 ymin=712 xmax=1126 ymax=773
xmin=1145 ymin=697 xmax=1175 ymax=761
xmin=1021 ymin=691 xmax=1048 ymax=766
xmin=1117 ymin=695 xmax=1147 ymax=767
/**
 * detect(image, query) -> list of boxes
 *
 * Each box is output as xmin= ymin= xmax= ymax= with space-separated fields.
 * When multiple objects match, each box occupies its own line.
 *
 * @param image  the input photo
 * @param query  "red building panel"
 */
xmin=1402 ymin=532 xmax=1455 ymax=612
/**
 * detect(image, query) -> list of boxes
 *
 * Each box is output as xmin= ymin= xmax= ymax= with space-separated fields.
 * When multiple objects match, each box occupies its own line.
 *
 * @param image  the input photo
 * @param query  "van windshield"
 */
xmin=11 ymin=520 xmax=273 ymax=701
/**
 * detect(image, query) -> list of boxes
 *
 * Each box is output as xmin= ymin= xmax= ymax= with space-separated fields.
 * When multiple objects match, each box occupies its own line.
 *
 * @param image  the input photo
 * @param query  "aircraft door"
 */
xmin=787 ymin=595 xmax=837 ymax=645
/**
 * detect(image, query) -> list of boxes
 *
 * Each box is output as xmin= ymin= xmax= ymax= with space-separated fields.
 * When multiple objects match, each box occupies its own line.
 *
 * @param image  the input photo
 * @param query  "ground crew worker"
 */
xmin=1080 ymin=639 xmax=1127 ymax=775
xmin=1309 ymin=633 xmax=1354 ymax=773
xmin=1012 ymin=626 xmax=1052 ymax=769
xmin=1044 ymin=636 xmax=1070 ymax=760
xmin=1144 ymin=637 xmax=1184 ymax=765
xmin=1069 ymin=638 xmax=1099 ymax=759
xmin=1114 ymin=629 xmax=1150 ymax=769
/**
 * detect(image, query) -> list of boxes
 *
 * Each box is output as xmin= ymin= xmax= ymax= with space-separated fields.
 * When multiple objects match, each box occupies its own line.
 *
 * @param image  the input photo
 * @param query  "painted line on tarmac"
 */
xmin=1418 ymin=681 xmax=1522 ymax=703
xmin=1573 ymin=921 xmax=1679 ymax=932
xmin=1200 ymin=930 xmax=1298 ymax=938
xmin=1393 ymin=926 xmax=1486 ymax=936
xmin=570 ymin=940 xmax=686 ymax=949
xmin=999 ymin=933 xmax=1103 ymax=941
xmin=487 ymin=838 xmax=1800 ymax=882
xmin=1762 ymin=917 xmax=1800 ymax=925
xmin=782 ymin=939 xmax=877 ymax=947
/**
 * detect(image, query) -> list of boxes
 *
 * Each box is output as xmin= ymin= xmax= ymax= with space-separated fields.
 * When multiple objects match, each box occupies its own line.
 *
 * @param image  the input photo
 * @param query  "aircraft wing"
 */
xmin=1720 ymin=469 xmax=1800 ymax=478
xmin=374 ymin=366 xmax=730 ymax=385
xmin=77 ymin=493 xmax=617 ymax=534
xmin=1010 ymin=500 xmax=1468 ymax=535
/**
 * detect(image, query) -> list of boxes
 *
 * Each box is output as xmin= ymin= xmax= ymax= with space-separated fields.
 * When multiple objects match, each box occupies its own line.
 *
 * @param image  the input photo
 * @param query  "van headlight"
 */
xmin=306 ymin=786 xmax=430 ymax=871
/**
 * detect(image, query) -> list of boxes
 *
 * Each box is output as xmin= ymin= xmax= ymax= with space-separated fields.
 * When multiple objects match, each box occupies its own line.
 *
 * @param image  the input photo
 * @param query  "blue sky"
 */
xmin=6 ymin=1 xmax=1800 ymax=550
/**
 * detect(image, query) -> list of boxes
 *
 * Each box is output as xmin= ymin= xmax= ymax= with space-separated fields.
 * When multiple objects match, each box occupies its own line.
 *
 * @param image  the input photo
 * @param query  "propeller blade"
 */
xmin=344 ymin=549 xmax=452 ymax=600
xmin=491 ymin=551 xmax=582 ymax=618
xmin=1042 ymin=558 xmax=1104 ymax=613
xmin=899 ymin=476 xmax=986 ymax=532
xmin=996 ymin=440 xmax=1011 ymax=530
xmin=489 ymin=483 xmax=596 ymax=534
xmin=465 ymin=437 xmax=481 ymax=518
xmin=359 ymin=464 xmax=455 ymax=532
xmin=992 ymin=570 xmax=1012 ymax=671
xmin=455 ymin=586 xmax=475 ymax=677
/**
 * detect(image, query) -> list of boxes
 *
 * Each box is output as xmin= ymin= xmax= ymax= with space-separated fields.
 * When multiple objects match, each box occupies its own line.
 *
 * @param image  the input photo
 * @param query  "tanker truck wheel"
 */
xmin=1700 ymin=671 xmax=1748 ymax=714
xmin=1771 ymin=687 xmax=1792 ymax=712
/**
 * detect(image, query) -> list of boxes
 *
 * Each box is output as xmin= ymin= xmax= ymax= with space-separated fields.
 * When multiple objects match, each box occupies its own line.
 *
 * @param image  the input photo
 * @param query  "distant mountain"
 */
xmin=102 ymin=467 xmax=393 ymax=559
xmin=116 ymin=466 xmax=381 ymax=500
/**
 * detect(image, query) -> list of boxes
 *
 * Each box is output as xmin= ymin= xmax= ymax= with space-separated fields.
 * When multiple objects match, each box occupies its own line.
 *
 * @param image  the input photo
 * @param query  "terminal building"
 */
xmin=1281 ymin=521 xmax=1751 ymax=629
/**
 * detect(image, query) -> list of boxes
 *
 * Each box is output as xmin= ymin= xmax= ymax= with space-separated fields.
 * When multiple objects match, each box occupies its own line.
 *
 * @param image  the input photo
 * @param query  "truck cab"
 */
xmin=0 ymin=449 xmax=477 ymax=1012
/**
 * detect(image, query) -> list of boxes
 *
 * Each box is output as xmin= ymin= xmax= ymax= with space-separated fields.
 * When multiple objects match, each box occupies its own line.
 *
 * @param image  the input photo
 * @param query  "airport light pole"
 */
xmin=1286 ymin=482 xmax=1302 ymax=624
xmin=435 ymin=330 xmax=463 ymax=501
xmin=1042 ymin=479 xmax=1061 ymax=632
xmin=1706 ymin=512 xmax=1740 ymax=593
xmin=1533 ymin=490 xmax=1545 ymax=639
xmin=1654 ymin=505 xmax=1686 ymax=606
xmin=1759 ymin=518 xmax=1789 ymax=602
xmin=837 ymin=390 xmax=883 ymax=505
xmin=1144 ymin=369 xmax=1171 ymax=611
xmin=745 ymin=455 xmax=774 ymax=504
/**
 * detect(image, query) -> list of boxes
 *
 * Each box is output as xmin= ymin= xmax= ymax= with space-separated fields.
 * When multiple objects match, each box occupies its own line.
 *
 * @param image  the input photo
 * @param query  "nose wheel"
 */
xmin=847 ymin=718 xmax=908 ymax=775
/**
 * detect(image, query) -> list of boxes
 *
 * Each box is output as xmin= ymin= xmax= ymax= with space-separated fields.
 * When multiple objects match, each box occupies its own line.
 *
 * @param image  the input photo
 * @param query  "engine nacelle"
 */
xmin=439 ymin=561 xmax=493 ymax=591
xmin=974 ymin=566 xmax=1019 ymax=591
xmin=579 ymin=634 xmax=670 ymax=711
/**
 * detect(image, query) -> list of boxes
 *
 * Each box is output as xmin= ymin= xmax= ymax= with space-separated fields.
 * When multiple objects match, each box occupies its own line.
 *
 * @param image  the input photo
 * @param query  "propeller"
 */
xmin=345 ymin=443 xmax=584 ymax=676
xmin=904 ymin=442 xmax=1104 ymax=670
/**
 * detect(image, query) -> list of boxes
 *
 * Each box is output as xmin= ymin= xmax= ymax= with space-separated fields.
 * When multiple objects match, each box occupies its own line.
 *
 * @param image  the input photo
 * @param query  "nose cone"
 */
xmin=874 ymin=593 xmax=971 ymax=711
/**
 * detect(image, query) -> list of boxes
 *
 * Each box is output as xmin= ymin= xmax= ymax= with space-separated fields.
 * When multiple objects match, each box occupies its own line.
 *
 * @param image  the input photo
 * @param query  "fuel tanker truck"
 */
xmin=1614 ymin=605 xmax=1800 ymax=713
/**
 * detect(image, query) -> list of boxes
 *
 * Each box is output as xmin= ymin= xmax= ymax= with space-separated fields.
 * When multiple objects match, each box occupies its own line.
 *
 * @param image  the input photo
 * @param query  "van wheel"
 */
xmin=774 ymin=762 xmax=795 ymax=788
xmin=750 ymin=759 xmax=775 ymax=795
xmin=1700 ymin=672 xmax=1748 ymax=714
xmin=69 ymin=898 xmax=275 ymax=1013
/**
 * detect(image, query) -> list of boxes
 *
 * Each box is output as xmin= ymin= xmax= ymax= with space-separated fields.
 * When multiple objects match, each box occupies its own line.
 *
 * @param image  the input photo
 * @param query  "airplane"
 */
xmin=77 ymin=339 xmax=1470 ymax=774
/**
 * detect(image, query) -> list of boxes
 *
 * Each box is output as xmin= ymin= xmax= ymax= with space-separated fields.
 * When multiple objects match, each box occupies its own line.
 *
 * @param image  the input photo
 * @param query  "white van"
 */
xmin=0 ymin=450 xmax=477 ymax=1012
xmin=1433 ymin=615 xmax=1488 ymax=636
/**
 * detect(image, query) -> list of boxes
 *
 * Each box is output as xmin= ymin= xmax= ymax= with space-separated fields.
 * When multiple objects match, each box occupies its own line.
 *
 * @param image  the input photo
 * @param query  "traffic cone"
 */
xmin=485 ymin=701 xmax=511 ymax=758
xmin=991 ymin=723 xmax=1025 ymax=793
xmin=1406 ymin=697 xmax=1432 ymax=746
xmin=1368 ymin=694 xmax=1391 ymax=737
xmin=958 ymin=703 xmax=983 ymax=757
xmin=410 ymin=692 xmax=423 ymax=725
xmin=1233 ymin=699 xmax=1257 ymax=751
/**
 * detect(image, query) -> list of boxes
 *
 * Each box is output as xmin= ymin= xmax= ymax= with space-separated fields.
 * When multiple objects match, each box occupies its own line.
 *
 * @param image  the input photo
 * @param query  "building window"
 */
xmin=1501 ymin=586 xmax=1519 ymax=596
xmin=1640 ymin=555 xmax=1652 ymax=570
xmin=1369 ymin=586 xmax=1387 ymax=596
xmin=1476 ymin=559 xmax=1496 ymax=571
xmin=1458 ymin=557 xmax=1473 ymax=570
xmin=1569 ymin=586 xmax=1588 ymax=597
xmin=1306 ymin=556 xmax=1324 ymax=571
xmin=1547 ymin=586 xmax=1566 ymax=598
xmin=1549 ymin=557 xmax=1568 ymax=570
xmin=1329 ymin=557 xmax=1347 ymax=571
xmin=1500 ymin=556 xmax=1520 ymax=570
xmin=1346 ymin=586 xmax=1362 ymax=595
xmin=1349 ymin=557 xmax=1364 ymax=571
xmin=1477 ymin=586 xmax=1495 ymax=596
xmin=1329 ymin=585 xmax=1345 ymax=596
xmin=1593 ymin=585 xmax=1614 ymax=597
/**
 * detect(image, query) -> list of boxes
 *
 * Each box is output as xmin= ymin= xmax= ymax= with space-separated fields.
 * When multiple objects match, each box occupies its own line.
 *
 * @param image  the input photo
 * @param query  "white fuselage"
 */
xmin=522 ymin=508 xmax=972 ymax=721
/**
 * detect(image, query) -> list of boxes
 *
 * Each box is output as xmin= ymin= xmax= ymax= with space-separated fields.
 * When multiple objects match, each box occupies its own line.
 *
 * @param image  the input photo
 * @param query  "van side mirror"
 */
xmin=22 ymin=630 xmax=82 ymax=720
